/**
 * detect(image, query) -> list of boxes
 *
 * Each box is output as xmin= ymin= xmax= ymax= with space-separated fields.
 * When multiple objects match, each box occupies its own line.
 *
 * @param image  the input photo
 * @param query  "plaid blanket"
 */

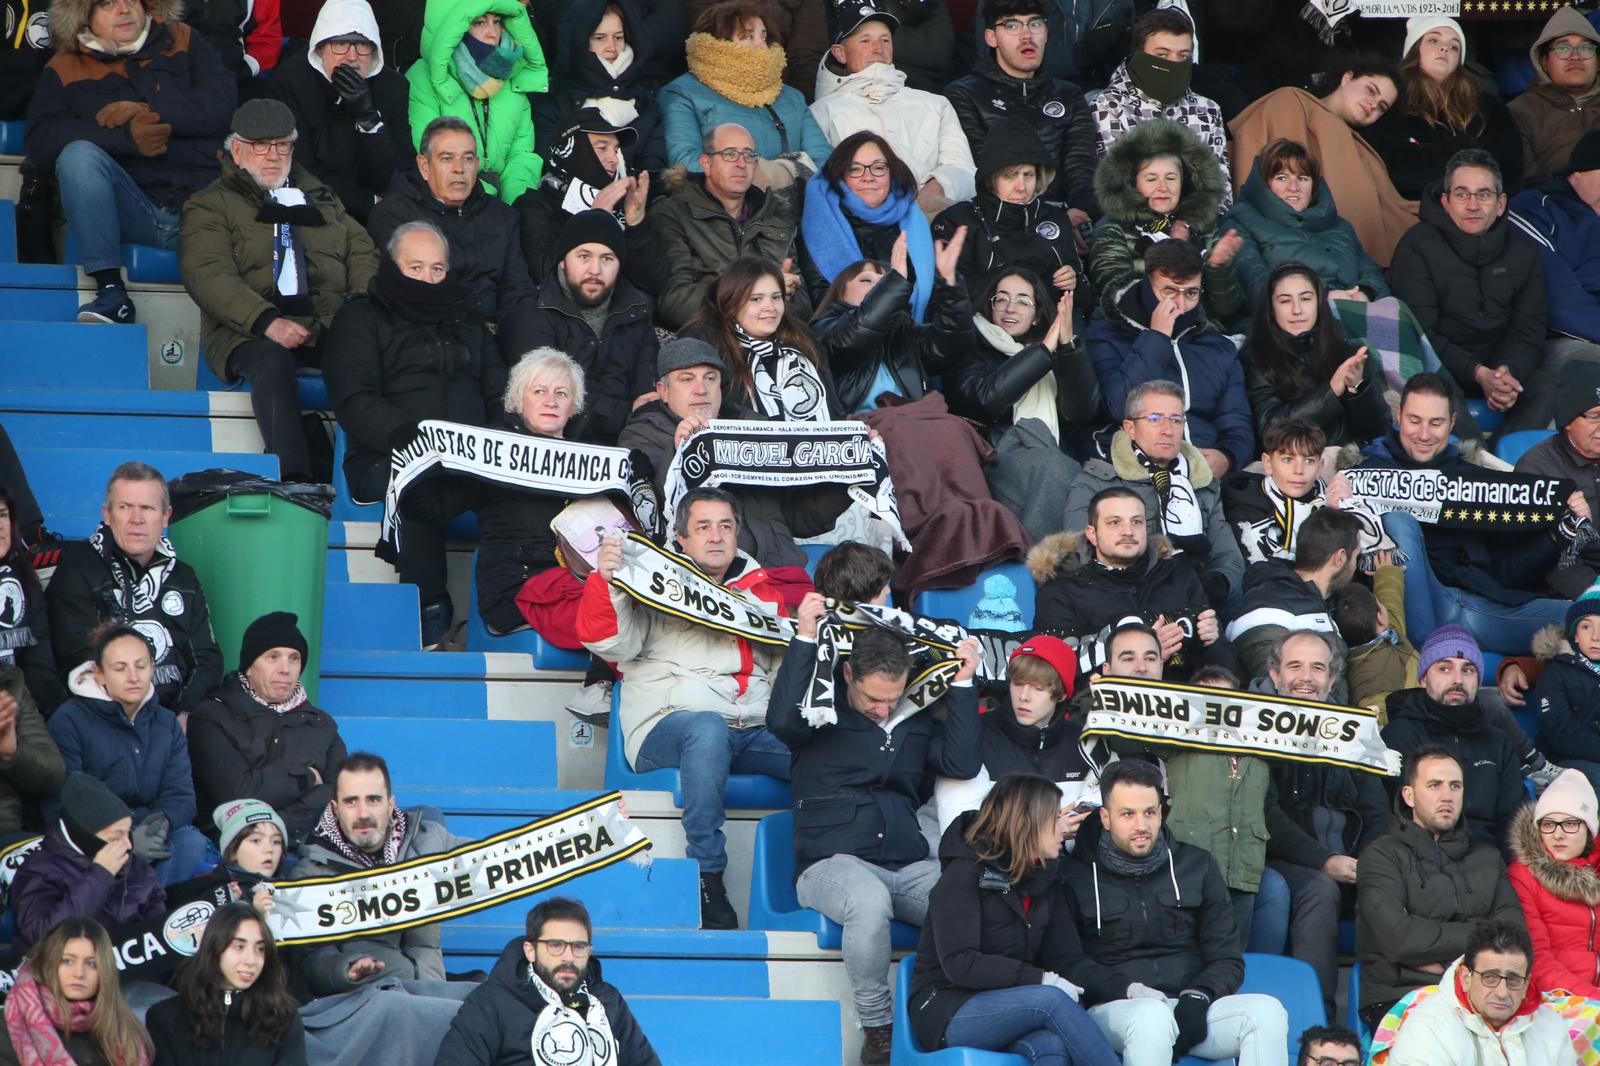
xmin=1330 ymin=296 xmax=1444 ymax=396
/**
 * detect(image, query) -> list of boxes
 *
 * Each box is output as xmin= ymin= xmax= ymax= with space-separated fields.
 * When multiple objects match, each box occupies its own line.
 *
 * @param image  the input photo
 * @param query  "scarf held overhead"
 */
xmin=801 ymin=171 xmax=936 ymax=322
xmin=608 ymin=532 xmax=795 ymax=646
xmin=1082 ymin=676 xmax=1400 ymax=775
xmin=662 ymin=420 xmax=910 ymax=549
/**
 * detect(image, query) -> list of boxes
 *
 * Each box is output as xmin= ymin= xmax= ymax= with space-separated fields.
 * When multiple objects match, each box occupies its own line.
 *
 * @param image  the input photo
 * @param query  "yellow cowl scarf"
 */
xmin=684 ymin=33 xmax=788 ymax=108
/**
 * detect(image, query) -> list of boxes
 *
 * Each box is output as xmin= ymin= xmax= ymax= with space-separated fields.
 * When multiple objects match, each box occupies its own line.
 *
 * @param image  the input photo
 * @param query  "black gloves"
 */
xmin=388 ymin=419 xmax=423 ymax=454
xmin=1172 ymin=990 xmax=1210 ymax=1059
xmin=332 ymin=63 xmax=378 ymax=123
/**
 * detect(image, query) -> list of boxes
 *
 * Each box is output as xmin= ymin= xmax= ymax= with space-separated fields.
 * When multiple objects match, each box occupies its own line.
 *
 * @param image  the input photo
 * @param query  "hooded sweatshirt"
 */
xmin=1509 ymin=6 xmax=1600 ymax=184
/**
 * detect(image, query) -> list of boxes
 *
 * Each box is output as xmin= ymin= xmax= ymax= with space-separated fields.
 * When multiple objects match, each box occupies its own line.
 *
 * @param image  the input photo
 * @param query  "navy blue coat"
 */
xmin=1510 ymin=178 xmax=1600 ymax=345
xmin=44 ymin=690 xmax=196 ymax=828
xmin=1532 ymin=652 xmax=1600 ymax=764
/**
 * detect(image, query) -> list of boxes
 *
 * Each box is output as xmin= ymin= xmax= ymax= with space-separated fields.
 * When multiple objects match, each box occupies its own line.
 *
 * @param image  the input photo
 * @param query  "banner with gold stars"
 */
xmin=1343 ymin=467 xmax=1574 ymax=530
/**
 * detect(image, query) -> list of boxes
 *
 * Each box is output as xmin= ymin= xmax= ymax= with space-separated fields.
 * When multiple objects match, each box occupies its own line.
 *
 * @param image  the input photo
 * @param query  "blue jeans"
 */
xmin=1383 ymin=511 xmax=1569 ymax=654
xmin=54 ymin=140 xmax=179 ymax=274
xmin=944 ymin=986 xmax=1121 ymax=1066
xmin=153 ymin=824 xmax=216 ymax=887
xmin=634 ymin=711 xmax=790 ymax=872
xmin=1248 ymin=865 xmax=1290 ymax=954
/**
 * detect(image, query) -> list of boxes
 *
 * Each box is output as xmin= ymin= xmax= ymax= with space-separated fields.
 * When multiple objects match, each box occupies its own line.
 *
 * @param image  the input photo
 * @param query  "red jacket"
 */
xmin=1507 ymin=803 xmax=1600 ymax=997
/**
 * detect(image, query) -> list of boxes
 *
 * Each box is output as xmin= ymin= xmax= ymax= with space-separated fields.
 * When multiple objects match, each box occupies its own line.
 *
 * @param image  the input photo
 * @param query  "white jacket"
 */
xmin=1386 ymin=959 xmax=1577 ymax=1066
xmin=810 ymin=60 xmax=976 ymax=203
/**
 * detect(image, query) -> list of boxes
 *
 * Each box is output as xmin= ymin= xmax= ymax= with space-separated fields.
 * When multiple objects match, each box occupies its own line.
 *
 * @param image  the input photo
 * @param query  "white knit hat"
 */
xmin=1535 ymin=769 xmax=1600 ymax=838
xmin=1403 ymin=16 xmax=1465 ymax=60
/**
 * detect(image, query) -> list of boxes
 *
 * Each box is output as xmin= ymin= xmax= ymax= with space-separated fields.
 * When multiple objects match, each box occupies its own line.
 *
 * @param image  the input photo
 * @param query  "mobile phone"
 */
xmin=1069 ymin=800 xmax=1101 ymax=815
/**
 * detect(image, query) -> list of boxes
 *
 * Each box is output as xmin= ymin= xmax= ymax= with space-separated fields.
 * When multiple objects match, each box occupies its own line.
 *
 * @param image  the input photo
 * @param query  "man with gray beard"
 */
xmin=180 ymin=97 xmax=378 ymax=481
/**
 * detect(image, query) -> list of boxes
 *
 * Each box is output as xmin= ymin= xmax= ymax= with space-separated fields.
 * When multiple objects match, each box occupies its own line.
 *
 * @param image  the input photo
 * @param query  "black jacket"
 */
xmin=146 ymin=986 xmax=308 ymax=1066
xmin=810 ymin=271 xmax=967 ymax=413
xmin=1381 ymin=688 xmax=1526 ymax=852
xmin=186 ymin=673 xmax=347 ymax=844
xmin=472 ymin=412 xmax=579 ymax=631
xmin=1533 ymin=652 xmax=1600 ymax=764
xmin=45 ymin=538 xmax=222 ymax=714
xmin=944 ymin=327 xmax=1100 ymax=451
xmin=1239 ymin=331 xmax=1391 ymax=447
xmin=265 ymin=45 xmax=413 ymax=225
xmin=434 ymin=938 xmax=661 ymax=1066
xmin=366 ymin=169 xmax=536 ymax=325
xmin=1224 ymin=560 xmax=1347 ymax=699
xmin=909 ymin=814 xmax=1120 ymax=1050
xmin=766 ymin=638 xmax=982 ymax=873
xmin=1389 ymin=184 xmax=1547 ymax=388
xmin=976 ymin=696 xmax=1101 ymax=786
xmin=1058 ymin=817 xmax=1244 ymax=1005
xmin=499 ymin=277 xmax=657 ymax=447
xmin=943 ymin=58 xmax=1098 ymax=214
xmin=513 ymin=184 xmax=667 ymax=295
xmin=323 ymin=263 xmax=507 ymax=484
xmin=799 ymin=210 xmax=906 ymax=308
xmin=1264 ymin=750 xmax=1393 ymax=870
xmin=1362 ymin=92 xmax=1525 ymax=201
xmin=7 ymin=571 xmax=65 ymax=714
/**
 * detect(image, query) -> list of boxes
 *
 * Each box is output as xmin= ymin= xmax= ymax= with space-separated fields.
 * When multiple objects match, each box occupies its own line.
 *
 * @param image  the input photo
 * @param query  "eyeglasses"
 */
xmin=1580 ymin=410 xmax=1600 ymax=424
xmin=1134 ymin=414 xmax=1186 ymax=428
xmin=1466 ymin=967 xmax=1528 ymax=991
xmin=847 ymin=161 xmax=890 ymax=178
xmin=710 ymin=148 xmax=758 ymax=164
xmin=989 ymin=294 xmax=1036 ymax=310
xmin=535 ymin=938 xmax=593 ymax=956
xmin=1448 ymin=187 xmax=1498 ymax=205
xmin=994 ymin=17 xmax=1046 ymax=34
xmin=1156 ymin=284 xmax=1203 ymax=302
xmin=239 ymin=138 xmax=294 ymax=157
xmin=1551 ymin=42 xmax=1599 ymax=59
xmin=1538 ymin=817 xmax=1586 ymax=834
xmin=325 ymin=40 xmax=376 ymax=56
xmin=1305 ymin=1057 xmax=1362 ymax=1066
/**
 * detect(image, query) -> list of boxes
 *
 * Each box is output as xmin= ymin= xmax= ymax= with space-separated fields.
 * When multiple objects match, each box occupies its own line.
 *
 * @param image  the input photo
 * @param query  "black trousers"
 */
xmin=227 ymin=339 xmax=320 ymax=482
xmin=353 ymin=463 xmax=481 ymax=609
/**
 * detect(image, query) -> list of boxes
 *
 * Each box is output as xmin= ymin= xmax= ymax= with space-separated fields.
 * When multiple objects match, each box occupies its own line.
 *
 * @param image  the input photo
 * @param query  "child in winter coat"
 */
xmin=1527 ymin=583 xmax=1600 ymax=790
xmin=1332 ymin=557 xmax=1419 ymax=717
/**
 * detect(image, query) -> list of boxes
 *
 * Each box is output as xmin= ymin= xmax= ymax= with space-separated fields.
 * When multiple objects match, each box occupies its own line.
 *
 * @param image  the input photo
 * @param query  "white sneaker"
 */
xmin=564 ymin=682 xmax=613 ymax=727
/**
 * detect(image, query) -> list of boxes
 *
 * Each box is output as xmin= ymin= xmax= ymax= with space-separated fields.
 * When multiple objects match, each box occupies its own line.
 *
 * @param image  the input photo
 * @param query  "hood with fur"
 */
xmin=1094 ymin=117 xmax=1228 ymax=229
xmin=1509 ymin=801 xmax=1600 ymax=904
xmin=52 ymin=0 xmax=180 ymax=52
xmin=1534 ymin=624 xmax=1572 ymax=661
xmin=1026 ymin=529 xmax=1175 ymax=584
xmin=1528 ymin=6 xmax=1600 ymax=85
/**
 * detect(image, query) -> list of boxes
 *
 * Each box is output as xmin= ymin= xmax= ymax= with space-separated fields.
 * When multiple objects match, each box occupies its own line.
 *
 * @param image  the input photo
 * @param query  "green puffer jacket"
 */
xmin=1088 ymin=118 xmax=1244 ymax=330
xmin=406 ymin=0 xmax=546 ymax=203
xmin=180 ymin=159 xmax=379 ymax=379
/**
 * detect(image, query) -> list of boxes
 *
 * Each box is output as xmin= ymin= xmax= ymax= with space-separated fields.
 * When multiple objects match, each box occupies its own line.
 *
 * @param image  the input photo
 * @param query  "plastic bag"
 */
xmin=168 ymin=469 xmax=335 ymax=522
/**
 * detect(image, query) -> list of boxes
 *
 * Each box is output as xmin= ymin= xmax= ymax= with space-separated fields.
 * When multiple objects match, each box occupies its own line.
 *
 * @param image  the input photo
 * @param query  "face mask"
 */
xmin=1127 ymin=51 xmax=1192 ymax=107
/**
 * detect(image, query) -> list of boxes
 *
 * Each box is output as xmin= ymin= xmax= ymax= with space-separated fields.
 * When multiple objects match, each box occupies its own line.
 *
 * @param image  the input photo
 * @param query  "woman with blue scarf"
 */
xmin=801 ymin=131 xmax=938 ymax=322
xmin=407 ymin=0 xmax=546 ymax=202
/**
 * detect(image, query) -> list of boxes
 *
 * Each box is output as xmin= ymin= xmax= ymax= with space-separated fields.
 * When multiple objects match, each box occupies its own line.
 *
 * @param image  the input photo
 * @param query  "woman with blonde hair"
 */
xmin=907 ymin=773 xmax=1120 ymax=1065
xmin=1 ymin=917 xmax=151 ymax=1065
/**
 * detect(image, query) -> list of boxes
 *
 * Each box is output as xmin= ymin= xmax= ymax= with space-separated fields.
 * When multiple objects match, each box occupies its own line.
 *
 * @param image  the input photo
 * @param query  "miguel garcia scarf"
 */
xmin=310 ymin=802 xmax=409 ymax=868
xmin=971 ymin=315 xmax=1059 ymax=442
xmin=1237 ymin=477 xmax=1399 ymax=570
xmin=683 ymin=33 xmax=786 ymax=107
xmin=528 ymin=969 xmax=617 ymax=1066
xmin=735 ymin=326 xmax=829 ymax=422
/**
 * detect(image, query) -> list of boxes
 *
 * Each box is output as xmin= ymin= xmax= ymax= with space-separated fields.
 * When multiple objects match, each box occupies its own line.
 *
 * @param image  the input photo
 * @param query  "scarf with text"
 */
xmin=1237 ymin=477 xmax=1399 ymax=570
xmin=529 ymin=969 xmax=617 ymax=1066
xmin=734 ymin=326 xmax=830 ymax=423
xmin=381 ymin=420 xmax=658 ymax=556
xmin=0 ymin=566 xmax=35 ymax=661
xmin=608 ymin=533 xmax=794 ymax=646
xmin=662 ymin=420 xmax=909 ymax=549
xmin=1082 ymin=676 xmax=1400 ymax=775
xmin=1343 ymin=467 xmax=1575 ymax=532
xmin=310 ymin=803 xmax=409 ymax=869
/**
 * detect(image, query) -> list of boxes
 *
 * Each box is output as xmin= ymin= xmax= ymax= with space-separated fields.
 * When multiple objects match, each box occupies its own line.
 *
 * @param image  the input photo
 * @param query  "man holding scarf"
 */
xmin=181 ymin=98 xmax=379 ymax=483
xmin=46 ymin=462 xmax=222 ymax=716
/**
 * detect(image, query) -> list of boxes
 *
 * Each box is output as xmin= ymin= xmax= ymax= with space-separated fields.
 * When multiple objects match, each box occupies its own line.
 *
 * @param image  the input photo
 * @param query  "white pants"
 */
xmin=1087 ymin=993 xmax=1288 ymax=1066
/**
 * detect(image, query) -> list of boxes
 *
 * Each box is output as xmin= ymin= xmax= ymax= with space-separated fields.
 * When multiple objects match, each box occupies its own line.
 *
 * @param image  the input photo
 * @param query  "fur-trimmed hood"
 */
xmin=1094 ymin=118 xmax=1228 ymax=229
xmin=51 ymin=0 xmax=180 ymax=52
xmin=1106 ymin=426 xmax=1215 ymax=489
xmin=1510 ymin=801 xmax=1600 ymax=904
xmin=1026 ymin=529 xmax=1175 ymax=583
xmin=1534 ymin=624 xmax=1572 ymax=661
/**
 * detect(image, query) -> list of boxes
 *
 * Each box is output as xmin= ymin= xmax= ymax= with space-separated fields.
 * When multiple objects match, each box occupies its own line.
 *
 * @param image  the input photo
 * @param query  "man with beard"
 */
xmin=1354 ymin=746 xmax=1523 ymax=1031
xmin=1383 ymin=627 xmax=1527 ymax=851
xmin=434 ymin=897 xmax=662 ymax=1066
xmin=180 ymin=98 xmax=378 ymax=482
xmin=1260 ymin=629 xmax=1392 ymax=1021
xmin=500 ymin=210 xmax=657 ymax=446
xmin=296 ymin=751 xmax=472 ymax=994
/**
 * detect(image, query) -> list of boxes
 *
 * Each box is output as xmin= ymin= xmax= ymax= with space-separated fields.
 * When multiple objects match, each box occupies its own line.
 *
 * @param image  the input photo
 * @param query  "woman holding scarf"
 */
xmin=0 ymin=917 xmax=152 ymax=1066
xmin=406 ymin=0 xmax=546 ymax=203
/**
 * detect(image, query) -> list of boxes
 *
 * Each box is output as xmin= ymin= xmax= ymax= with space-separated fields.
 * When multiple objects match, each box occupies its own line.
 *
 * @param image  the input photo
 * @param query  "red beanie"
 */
xmin=1009 ymin=635 xmax=1079 ymax=698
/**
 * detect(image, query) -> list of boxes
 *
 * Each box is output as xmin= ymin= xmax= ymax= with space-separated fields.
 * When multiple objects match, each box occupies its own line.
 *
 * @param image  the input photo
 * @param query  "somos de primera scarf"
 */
xmin=453 ymin=31 xmax=523 ymax=99
xmin=528 ymin=968 xmax=617 ymax=1066
xmin=801 ymin=170 xmax=936 ymax=322
xmin=735 ymin=325 xmax=829 ymax=422
xmin=683 ymin=32 xmax=786 ymax=107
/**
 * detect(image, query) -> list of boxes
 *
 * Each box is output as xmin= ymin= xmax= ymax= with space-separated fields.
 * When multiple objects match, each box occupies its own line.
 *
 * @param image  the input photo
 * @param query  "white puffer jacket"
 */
xmin=810 ymin=60 xmax=976 ymax=203
xmin=1386 ymin=958 xmax=1576 ymax=1066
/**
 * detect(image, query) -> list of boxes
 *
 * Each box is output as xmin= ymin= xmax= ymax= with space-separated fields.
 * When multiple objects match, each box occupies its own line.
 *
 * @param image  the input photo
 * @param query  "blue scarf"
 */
xmin=802 ymin=172 xmax=934 ymax=322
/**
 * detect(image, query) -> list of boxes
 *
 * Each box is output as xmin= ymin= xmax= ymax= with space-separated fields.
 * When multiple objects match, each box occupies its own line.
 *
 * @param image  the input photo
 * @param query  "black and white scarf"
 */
xmin=735 ymin=325 xmax=829 ymax=422
xmin=309 ymin=802 xmax=409 ymax=869
xmin=1237 ymin=478 xmax=1399 ymax=570
xmin=237 ymin=671 xmax=308 ymax=714
xmin=1343 ymin=467 xmax=1581 ymax=533
xmin=0 ymin=565 xmax=35 ymax=659
xmin=662 ymin=420 xmax=910 ymax=549
xmin=609 ymin=533 xmax=795 ymax=646
xmin=91 ymin=523 xmax=178 ymax=617
xmin=1132 ymin=446 xmax=1203 ymax=539
xmin=528 ymin=969 xmax=617 ymax=1066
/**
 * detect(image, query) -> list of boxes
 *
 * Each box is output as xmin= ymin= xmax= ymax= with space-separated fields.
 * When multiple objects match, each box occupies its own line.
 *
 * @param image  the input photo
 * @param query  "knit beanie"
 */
xmin=1010 ymin=635 xmax=1079 ymax=700
xmin=213 ymin=798 xmax=288 ymax=859
xmin=1535 ymin=768 xmax=1600 ymax=838
xmin=1566 ymin=130 xmax=1600 ymax=177
xmin=968 ymin=574 xmax=1026 ymax=632
xmin=1555 ymin=354 xmax=1600 ymax=429
xmin=239 ymin=611 xmax=309 ymax=672
xmin=555 ymin=209 xmax=626 ymax=263
xmin=59 ymin=772 xmax=132 ymax=858
xmin=1416 ymin=624 xmax=1483 ymax=682
xmin=1402 ymin=15 xmax=1464 ymax=59
xmin=1567 ymin=578 xmax=1600 ymax=640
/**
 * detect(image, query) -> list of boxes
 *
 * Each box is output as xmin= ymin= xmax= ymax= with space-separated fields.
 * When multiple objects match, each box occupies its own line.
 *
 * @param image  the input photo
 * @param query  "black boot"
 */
xmin=699 ymin=870 xmax=737 ymax=930
xmin=14 ymin=159 xmax=57 ymax=265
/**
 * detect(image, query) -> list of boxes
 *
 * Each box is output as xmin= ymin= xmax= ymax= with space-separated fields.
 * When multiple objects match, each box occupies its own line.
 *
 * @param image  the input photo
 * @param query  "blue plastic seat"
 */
xmin=329 ymin=426 xmax=479 ymax=538
xmin=748 ymin=811 xmax=919 ymax=952
xmin=63 ymin=233 xmax=181 ymax=284
xmin=1494 ymin=429 xmax=1553 ymax=466
xmin=0 ymin=121 xmax=23 ymax=155
xmin=1349 ymin=961 xmax=1371 ymax=1052
xmin=913 ymin=561 xmax=1035 ymax=631
xmin=802 ymin=542 xmax=830 ymax=577
xmin=463 ymin=548 xmax=589 ymax=670
xmin=334 ymin=717 xmax=559 ymax=812
xmin=603 ymin=687 xmax=792 ymax=809
xmin=1465 ymin=398 xmax=1503 ymax=434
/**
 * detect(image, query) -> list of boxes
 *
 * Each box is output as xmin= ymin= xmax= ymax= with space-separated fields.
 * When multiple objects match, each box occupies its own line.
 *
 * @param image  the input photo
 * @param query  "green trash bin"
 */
xmin=167 ymin=472 xmax=334 ymax=702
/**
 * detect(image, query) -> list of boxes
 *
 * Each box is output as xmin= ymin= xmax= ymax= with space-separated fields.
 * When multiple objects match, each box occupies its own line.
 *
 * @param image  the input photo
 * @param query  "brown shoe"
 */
xmin=860 ymin=1024 xmax=892 ymax=1065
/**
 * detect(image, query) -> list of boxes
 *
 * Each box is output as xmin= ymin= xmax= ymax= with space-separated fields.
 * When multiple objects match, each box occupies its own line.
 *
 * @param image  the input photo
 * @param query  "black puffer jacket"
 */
xmin=1389 ymin=184 xmax=1547 ymax=387
xmin=944 ymin=55 xmax=1097 ymax=214
xmin=367 ymin=168 xmax=536 ymax=325
xmin=909 ymin=813 xmax=1122 ymax=1050
xmin=1058 ymin=816 xmax=1244 ymax=1005
xmin=944 ymin=320 xmax=1100 ymax=449
xmin=186 ymin=672 xmax=347 ymax=844
xmin=146 ymin=985 xmax=308 ymax=1066
xmin=265 ymin=45 xmax=413 ymax=225
xmin=323 ymin=260 xmax=507 ymax=484
xmin=810 ymin=271 xmax=968 ymax=413
xmin=499 ymin=277 xmax=657 ymax=446
xmin=1224 ymin=559 xmax=1345 ymax=696
xmin=434 ymin=938 xmax=661 ymax=1066
xmin=473 ymin=413 xmax=576 ymax=632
